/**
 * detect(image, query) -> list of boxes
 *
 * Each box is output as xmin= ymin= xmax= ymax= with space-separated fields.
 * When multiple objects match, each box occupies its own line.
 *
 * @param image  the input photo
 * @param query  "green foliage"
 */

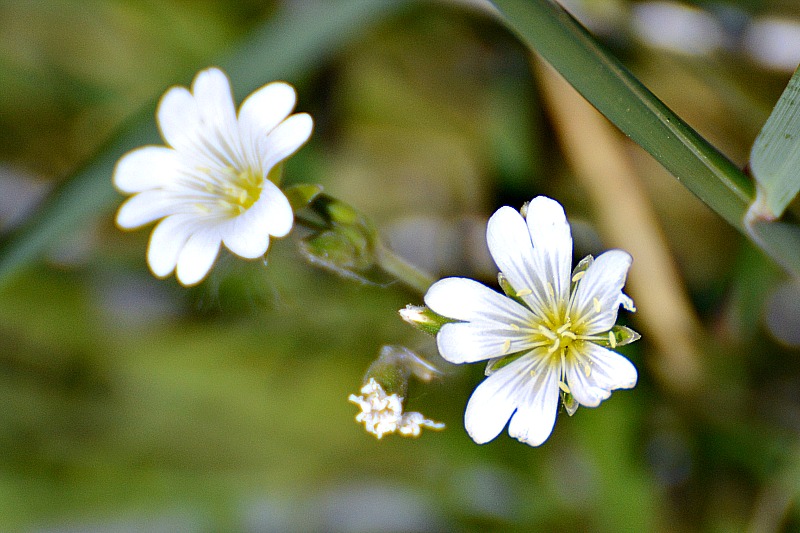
xmin=750 ymin=66 xmax=800 ymax=219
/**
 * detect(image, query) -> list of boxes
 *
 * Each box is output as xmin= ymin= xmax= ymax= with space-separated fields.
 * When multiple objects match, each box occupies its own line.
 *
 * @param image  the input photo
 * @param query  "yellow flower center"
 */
xmin=195 ymin=166 xmax=263 ymax=217
xmin=219 ymin=167 xmax=262 ymax=214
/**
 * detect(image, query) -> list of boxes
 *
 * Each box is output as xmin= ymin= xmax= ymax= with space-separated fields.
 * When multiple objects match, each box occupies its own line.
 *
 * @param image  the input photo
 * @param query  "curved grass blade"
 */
xmin=0 ymin=0 xmax=405 ymax=287
xmin=489 ymin=0 xmax=753 ymax=228
xmin=749 ymin=65 xmax=800 ymax=220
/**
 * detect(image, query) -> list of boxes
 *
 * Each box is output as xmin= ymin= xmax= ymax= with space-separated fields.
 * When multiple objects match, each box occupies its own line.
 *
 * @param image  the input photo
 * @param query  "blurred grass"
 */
xmin=1 ymin=0 xmax=800 ymax=531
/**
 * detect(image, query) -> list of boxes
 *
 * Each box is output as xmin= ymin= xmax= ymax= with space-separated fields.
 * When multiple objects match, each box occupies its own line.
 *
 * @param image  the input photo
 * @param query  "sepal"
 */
xmin=283 ymin=183 xmax=323 ymax=212
xmin=399 ymin=305 xmax=456 ymax=336
xmin=594 ymin=325 xmax=641 ymax=349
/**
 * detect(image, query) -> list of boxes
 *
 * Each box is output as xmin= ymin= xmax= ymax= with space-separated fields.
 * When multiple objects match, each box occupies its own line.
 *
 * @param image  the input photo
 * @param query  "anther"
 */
xmin=516 ymin=288 xmax=532 ymax=297
xmin=501 ymin=339 xmax=511 ymax=354
xmin=572 ymin=271 xmax=585 ymax=282
xmin=558 ymin=381 xmax=571 ymax=394
xmin=584 ymin=363 xmax=591 ymax=377
xmin=608 ymin=331 xmax=617 ymax=348
xmin=509 ymin=324 xmax=520 ymax=331
xmin=593 ymin=298 xmax=601 ymax=313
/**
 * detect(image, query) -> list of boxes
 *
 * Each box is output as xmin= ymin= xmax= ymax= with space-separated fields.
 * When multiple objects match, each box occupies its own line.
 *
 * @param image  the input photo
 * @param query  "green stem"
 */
xmin=375 ymin=244 xmax=435 ymax=295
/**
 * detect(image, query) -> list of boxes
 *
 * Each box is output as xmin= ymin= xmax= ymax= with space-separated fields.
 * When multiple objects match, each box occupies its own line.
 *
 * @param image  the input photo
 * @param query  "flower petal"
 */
xmin=525 ymin=196 xmax=573 ymax=303
xmin=147 ymin=214 xmax=200 ymax=278
xmin=221 ymin=181 xmax=293 ymax=258
xmin=157 ymin=85 xmax=201 ymax=152
xmin=565 ymin=354 xmax=612 ymax=408
xmin=116 ymin=190 xmax=191 ymax=229
xmin=175 ymin=227 xmax=222 ymax=286
xmin=192 ymin=68 xmax=238 ymax=135
xmin=425 ymin=277 xmax=535 ymax=325
xmin=576 ymin=342 xmax=638 ymax=395
xmin=253 ymin=179 xmax=294 ymax=238
xmin=464 ymin=356 xmax=534 ymax=444
xmin=239 ymin=82 xmax=297 ymax=168
xmin=259 ymin=113 xmax=313 ymax=171
xmin=507 ymin=358 xmax=560 ymax=446
xmin=437 ymin=321 xmax=534 ymax=364
xmin=239 ymin=81 xmax=296 ymax=136
xmin=113 ymin=146 xmax=183 ymax=194
xmin=571 ymin=249 xmax=633 ymax=334
xmin=486 ymin=206 xmax=558 ymax=320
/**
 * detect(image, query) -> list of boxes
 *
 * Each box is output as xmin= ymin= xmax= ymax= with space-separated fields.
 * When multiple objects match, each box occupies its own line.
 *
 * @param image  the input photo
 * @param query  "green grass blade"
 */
xmin=489 ymin=0 xmax=753 ymax=227
xmin=0 ymin=0 xmax=404 ymax=287
xmin=749 ymin=65 xmax=800 ymax=219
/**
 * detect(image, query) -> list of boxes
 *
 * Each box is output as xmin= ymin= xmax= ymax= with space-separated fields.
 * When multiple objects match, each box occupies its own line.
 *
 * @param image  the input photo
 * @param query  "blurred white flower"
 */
xmin=349 ymin=378 xmax=444 ymax=439
xmin=113 ymin=67 xmax=313 ymax=286
xmin=425 ymin=196 xmax=639 ymax=447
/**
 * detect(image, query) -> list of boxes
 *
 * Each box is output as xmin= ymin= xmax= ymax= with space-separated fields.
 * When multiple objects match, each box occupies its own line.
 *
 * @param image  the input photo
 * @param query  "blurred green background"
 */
xmin=2 ymin=0 xmax=800 ymax=530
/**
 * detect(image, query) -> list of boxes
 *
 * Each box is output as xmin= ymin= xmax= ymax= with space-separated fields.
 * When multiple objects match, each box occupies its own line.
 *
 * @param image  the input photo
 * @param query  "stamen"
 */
xmin=194 ymin=203 xmax=212 ymax=214
xmin=516 ymin=288 xmax=532 ymax=297
xmin=562 ymin=330 xmax=577 ymax=340
xmin=608 ymin=331 xmax=617 ymax=348
xmin=558 ymin=381 xmax=571 ymax=394
xmin=501 ymin=339 xmax=511 ymax=354
xmin=538 ymin=326 xmax=557 ymax=340
xmin=529 ymin=370 xmax=536 ymax=378
xmin=584 ymin=363 xmax=591 ymax=377
xmin=547 ymin=282 xmax=555 ymax=297
xmin=509 ymin=324 xmax=520 ymax=331
xmin=572 ymin=271 xmax=585 ymax=282
xmin=593 ymin=297 xmax=601 ymax=313
xmin=547 ymin=337 xmax=561 ymax=354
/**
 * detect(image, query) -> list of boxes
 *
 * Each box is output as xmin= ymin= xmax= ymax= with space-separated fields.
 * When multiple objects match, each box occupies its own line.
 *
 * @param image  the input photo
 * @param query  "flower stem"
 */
xmin=375 ymin=244 xmax=435 ymax=295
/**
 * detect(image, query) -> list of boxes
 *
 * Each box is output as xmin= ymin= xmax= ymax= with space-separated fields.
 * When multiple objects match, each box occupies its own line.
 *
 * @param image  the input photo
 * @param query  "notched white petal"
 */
xmin=116 ymin=191 xmax=186 ymax=229
xmin=486 ymin=206 xmax=553 ymax=315
xmin=424 ymin=277 xmax=534 ymax=324
xmin=437 ymin=322 xmax=527 ymax=364
xmin=507 ymin=364 xmax=560 ymax=447
xmin=147 ymin=214 xmax=198 ymax=278
xmin=525 ymin=196 xmax=573 ymax=302
xmin=260 ymin=113 xmax=314 ymax=171
xmin=175 ymin=229 xmax=222 ymax=286
xmin=113 ymin=146 xmax=182 ymax=194
xmin=239 ymin=81 xmax=297 ymax=137
xmin=465 ymin=379 xmax=518 ymax=444
xmin=192 ymin=67 xmax=237 ymax=132
xmin=572 ymin=249 xmax=633 ymax=334
xmin=157 ymin=86 xmax=200 ymax=151
xmin=582 ymin=343 xmax=638 ymax=392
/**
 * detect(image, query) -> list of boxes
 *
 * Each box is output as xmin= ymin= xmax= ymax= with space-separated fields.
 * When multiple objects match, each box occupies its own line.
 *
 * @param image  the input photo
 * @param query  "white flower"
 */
xmin=349 ymin=378 xmax=445 ymax=439
xmin=113 ymin=67 xmax=313 ymax=286
xmin=424 ymin=196 xmax=639 ymax=447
